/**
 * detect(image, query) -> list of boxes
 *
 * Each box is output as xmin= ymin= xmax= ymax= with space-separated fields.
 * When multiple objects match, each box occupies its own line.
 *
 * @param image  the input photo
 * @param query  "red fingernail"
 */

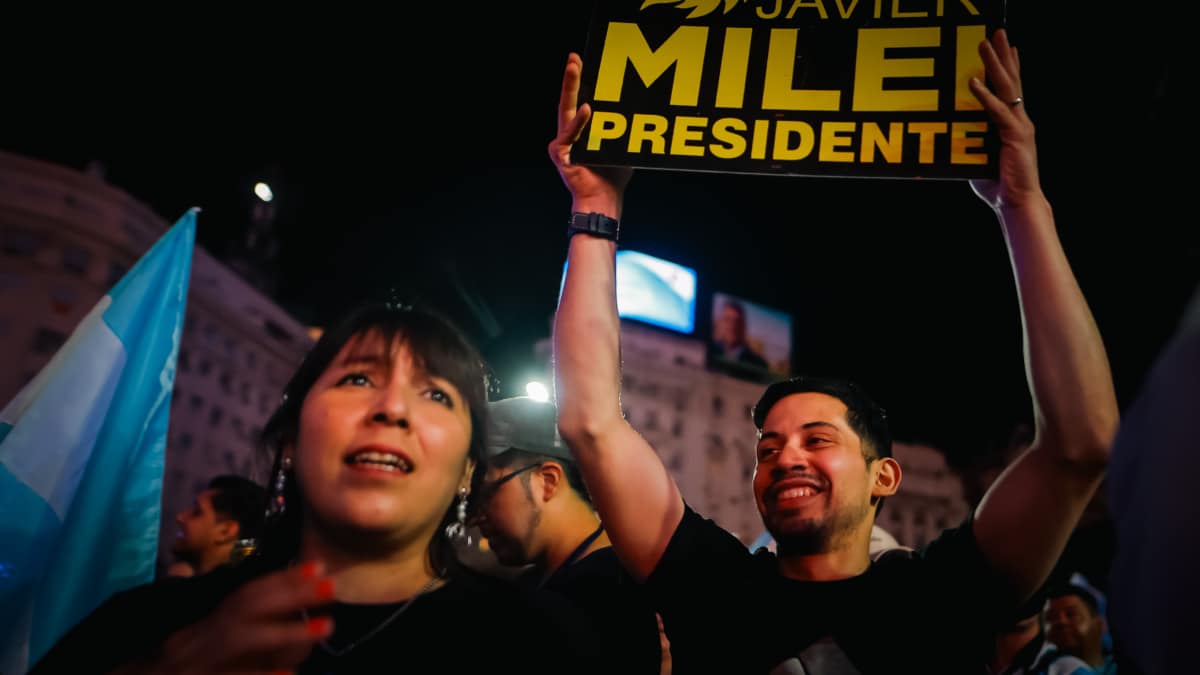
xmin=306 ymin=616 xmax=333 ymax=637
xmin=315 ymin=578 xmax=335 ymax=601
xmin=298 ymin=561 xmax=320 ymax=579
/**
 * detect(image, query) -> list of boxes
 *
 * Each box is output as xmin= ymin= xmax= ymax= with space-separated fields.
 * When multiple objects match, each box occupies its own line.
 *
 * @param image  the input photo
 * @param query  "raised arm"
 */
xmin=967 ymin=29 xmax=1119 ymax=601
xmin=549 ymin=53 xmax=684 ymax=581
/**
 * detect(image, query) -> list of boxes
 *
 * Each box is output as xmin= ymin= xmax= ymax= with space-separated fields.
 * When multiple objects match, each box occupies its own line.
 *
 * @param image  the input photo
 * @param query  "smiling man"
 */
xmin=549 ymin=30 xmax=1119 ymax=675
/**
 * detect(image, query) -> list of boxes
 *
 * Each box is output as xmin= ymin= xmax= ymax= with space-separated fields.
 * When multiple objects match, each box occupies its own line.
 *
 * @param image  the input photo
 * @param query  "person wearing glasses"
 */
xmin=475 ymin=395 xmax=668 ymax=674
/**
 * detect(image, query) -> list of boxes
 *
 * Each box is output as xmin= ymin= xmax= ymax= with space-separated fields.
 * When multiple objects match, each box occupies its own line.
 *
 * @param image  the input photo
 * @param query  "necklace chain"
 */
xmin=300 ymin=577 xmax=439 ymax=657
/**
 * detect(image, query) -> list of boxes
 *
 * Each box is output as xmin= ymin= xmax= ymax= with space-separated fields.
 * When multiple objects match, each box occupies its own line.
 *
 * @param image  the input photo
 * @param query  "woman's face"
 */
xmin=288 ymin=330 xmax=474 ymax=547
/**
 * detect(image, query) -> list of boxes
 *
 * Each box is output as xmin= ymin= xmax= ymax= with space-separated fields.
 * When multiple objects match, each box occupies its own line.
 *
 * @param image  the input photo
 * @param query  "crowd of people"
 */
xmin=19 ymin=27 xmax=1182 ymax=675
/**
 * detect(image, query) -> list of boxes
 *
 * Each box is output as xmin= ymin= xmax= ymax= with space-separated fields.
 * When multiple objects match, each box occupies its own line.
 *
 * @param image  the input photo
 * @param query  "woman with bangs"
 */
xmin=32 ymin=300 xmax=599 ymax=675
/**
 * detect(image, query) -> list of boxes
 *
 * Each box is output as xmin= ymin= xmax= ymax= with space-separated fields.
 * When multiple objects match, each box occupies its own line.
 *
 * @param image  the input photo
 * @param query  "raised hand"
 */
xmin=968 ymin=28 xmax=1042 ymax=211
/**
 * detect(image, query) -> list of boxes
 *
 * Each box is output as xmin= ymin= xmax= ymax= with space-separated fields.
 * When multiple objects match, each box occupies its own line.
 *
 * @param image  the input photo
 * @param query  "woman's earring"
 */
xmin=268 ymin=455 xmax=292 ymax=517
xmin=444 ymin=487 xmax=470 ymax=544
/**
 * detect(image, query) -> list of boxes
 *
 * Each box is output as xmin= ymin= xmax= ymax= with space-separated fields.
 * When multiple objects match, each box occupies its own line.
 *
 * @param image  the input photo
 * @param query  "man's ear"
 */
xmin=872 ymin=457 xmax=902 ymax=499
xmin=536 ymin=462 xmax=565 ymax=503
xmin=215 ymin=519 xmax=240 ymax=545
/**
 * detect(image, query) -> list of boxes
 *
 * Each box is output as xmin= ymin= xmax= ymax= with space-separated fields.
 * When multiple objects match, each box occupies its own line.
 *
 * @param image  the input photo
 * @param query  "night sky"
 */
xmin=2 ymin=2 xmax=1186 ymax=473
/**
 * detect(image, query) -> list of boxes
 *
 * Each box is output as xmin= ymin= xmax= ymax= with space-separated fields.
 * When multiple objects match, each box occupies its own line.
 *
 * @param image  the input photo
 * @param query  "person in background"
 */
xmin=474 ymin=396 xmax=665 ymax=673
xmin=166 ymin=474 xmax=267 ymax=578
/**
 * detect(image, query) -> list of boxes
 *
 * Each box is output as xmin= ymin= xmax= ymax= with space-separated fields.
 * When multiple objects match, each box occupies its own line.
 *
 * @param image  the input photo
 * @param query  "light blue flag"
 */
xmin=0 ymin=209 xmax=197 ymax=674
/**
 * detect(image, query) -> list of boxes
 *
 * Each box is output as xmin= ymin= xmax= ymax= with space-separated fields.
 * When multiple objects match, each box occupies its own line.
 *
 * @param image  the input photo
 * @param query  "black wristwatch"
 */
xmin=567 ymin=211 xmax=620 ymax=242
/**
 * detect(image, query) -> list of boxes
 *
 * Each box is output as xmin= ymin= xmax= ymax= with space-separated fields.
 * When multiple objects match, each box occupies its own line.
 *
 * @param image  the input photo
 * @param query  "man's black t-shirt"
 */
xmin=519 ymin=545 xmax=663 ymax=674
xmin=645 ymin=505 xmax=1017 ymax=674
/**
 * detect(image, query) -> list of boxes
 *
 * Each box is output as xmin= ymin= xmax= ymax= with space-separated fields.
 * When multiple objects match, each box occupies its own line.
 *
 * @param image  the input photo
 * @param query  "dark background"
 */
xmin=2 ymin=3 xmax=1185 ymax=481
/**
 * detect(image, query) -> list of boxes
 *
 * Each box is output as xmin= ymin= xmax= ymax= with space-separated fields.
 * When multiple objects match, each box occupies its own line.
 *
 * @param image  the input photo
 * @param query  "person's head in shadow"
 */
xmin=170 ymin=474 xmax=267 ymax=577
xmin=1045 ymin=583 xmax=1107 ymax=669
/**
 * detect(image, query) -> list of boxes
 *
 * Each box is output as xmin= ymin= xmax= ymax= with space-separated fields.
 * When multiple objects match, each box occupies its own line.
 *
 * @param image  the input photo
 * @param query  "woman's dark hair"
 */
xmin=254 ymin=301 xmax=490 ymax=576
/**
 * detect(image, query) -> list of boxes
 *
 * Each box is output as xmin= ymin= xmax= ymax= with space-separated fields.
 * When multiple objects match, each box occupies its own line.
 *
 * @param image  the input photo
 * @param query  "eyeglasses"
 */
xmin=477 ymin=463 xmax=541 ymax=503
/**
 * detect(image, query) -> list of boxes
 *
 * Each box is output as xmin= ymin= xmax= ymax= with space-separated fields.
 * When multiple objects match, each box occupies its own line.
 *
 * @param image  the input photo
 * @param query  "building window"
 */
xmin=179 ymin=432 xmax=193 ymax=450
xmin=32 ymin=327 xmax=67 ymax=355
xmin=0 ymin=270 xmax=30 ymax=291
xmin=672 ymin=390 xmax=687 ymax=411
xmin=178 ymin=349 xmax=190 ymax=372
xmin=106 ymin=260 xmax=128 ymax=287
xmin=49 ymin=286 xmax=79 ymax=315
xmin=240 ymin=381 xmax=252 ymax=405
xmin=219 ymin=371 xmax=233 ymax=394
xmin=209 ymin=406 xmax=224 ymax=427
xmin=189 ymin=394 xmax=203 ymax=411
xmin=61 ymin=245 xmax=91 ymax=276
xmin=199 ymin=358 xmax=212 ymax=376
xmin=1 ymin=227 xmax=47 ymax=257
xmin=264 ymin=319 xmax=294 ymax=344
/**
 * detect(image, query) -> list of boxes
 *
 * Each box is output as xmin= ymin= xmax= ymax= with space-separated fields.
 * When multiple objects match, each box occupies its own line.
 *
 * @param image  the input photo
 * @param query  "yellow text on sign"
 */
xmin=585 ymin=113 xmax=989 ymax=165
xmin=593 ymin=22 xmax=987 ymax=113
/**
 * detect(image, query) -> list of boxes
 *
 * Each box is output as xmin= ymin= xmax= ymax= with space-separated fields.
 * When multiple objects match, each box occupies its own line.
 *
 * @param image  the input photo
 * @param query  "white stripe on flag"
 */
xmin=0 ymin=296 xmax=127 ymax=519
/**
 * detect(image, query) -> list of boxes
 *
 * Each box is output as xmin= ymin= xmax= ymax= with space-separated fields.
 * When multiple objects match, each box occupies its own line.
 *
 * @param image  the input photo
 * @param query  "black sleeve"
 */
xmin=909 ymin=513 xmax=1023 ymax=633
xmin=642 ymin=503 xmax=764 ymax=671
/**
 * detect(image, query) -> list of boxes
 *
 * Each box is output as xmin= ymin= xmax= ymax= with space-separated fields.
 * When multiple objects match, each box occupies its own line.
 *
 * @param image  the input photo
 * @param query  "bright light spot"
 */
xmin=254 ymin=182 xmax=274 ymax=202
xmin=525 ymin=381 xmax=550 ymax=402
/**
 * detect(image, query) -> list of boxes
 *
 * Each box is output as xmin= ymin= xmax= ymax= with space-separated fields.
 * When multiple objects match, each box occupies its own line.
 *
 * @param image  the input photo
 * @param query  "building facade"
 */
xmin=0 ymin=151 xmax=313 ymax=569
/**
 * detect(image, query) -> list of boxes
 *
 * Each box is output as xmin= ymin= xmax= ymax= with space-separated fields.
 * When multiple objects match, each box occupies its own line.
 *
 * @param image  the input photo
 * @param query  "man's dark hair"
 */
xmin=753 ymin=375 xmax=892 ymax=460
xmin=207 ymin=474 xmax=268 ymax=540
